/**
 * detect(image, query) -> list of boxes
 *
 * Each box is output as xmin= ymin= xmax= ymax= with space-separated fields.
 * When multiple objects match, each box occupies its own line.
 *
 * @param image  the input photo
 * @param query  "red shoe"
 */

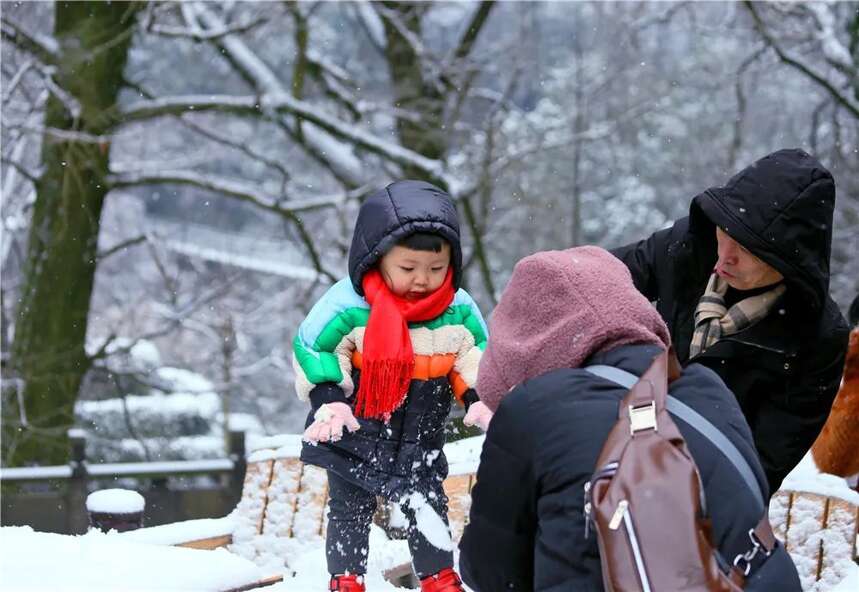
xmin=420 ymin=567 xmax=465 ymax=592
xmin=329 ymin=574 xmax=365 ymax=592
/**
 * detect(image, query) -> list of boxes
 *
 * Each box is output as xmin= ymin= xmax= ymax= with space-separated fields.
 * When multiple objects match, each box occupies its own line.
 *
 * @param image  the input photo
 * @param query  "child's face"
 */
xmin=378 ymin=244 xmax=451 ymax=300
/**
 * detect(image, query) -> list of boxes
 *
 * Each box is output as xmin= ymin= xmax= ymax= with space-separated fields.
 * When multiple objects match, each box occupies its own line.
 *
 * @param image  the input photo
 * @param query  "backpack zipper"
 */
xmin=608 ymin=499 xmax=628 ymax=530
xmin=622 ymin=507 xmax=653 ymax=592
xmin=583 ymin=461 xmax=618 ymax=539
xmin=584 ymin=470 xmax=653 ymax=591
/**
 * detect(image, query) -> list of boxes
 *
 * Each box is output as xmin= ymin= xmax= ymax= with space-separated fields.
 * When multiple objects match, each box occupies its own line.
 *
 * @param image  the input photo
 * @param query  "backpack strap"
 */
xmin=584 ymin=364 xmax=765 ymax=513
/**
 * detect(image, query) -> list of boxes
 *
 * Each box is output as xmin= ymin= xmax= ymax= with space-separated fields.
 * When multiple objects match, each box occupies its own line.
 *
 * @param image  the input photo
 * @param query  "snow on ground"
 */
xmin=829 ymin=562 xmax=858 ymax=592
xmin=267 ymin=525 xmax=415 ymax=592
xmin=0 ymin=526 xmax=268 ymax=592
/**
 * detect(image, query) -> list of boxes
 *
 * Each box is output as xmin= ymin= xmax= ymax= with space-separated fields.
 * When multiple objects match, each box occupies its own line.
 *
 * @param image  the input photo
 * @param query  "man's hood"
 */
xmin=690 ymin=148 xmax=835 ymax=311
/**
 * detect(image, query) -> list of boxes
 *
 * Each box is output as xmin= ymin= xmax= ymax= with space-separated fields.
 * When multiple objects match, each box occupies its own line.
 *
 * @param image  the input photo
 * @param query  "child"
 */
xmin=292 ymin=180 xmax=492 ymax=592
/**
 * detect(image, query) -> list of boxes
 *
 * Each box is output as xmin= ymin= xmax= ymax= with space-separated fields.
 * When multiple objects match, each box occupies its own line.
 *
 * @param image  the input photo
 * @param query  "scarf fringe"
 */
xmin=355 ymin=359 xmax=413 ymax=420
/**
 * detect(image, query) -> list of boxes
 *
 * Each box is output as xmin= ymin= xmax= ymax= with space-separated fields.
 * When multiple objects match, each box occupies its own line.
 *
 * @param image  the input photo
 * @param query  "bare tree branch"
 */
xmin=178 ymin=116 xmax=291 ymax=183
xmin=744 ymin=1 xmax=859 ymax=120
xmin=107 ymin=168 xmax=356 ymax=215
xmin=0 ymin=157 xmax=40 ymax=184
xmin=729 ymin=46 xmax=767 ymax=169
xmin=97 ymin=235 xmax=148 ymax=261
xmin=447 ymin=1 xmax=496 ymax=66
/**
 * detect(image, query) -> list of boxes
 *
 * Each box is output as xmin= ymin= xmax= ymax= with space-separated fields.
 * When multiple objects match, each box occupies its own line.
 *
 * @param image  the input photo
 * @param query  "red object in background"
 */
xmin=811 ymin=327 xmax=859 ymax=486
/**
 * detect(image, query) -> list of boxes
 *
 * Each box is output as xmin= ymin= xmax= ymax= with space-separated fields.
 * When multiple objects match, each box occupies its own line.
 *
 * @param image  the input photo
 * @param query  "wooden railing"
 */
xmin=0 ymin=430 xmax=247 ymax=534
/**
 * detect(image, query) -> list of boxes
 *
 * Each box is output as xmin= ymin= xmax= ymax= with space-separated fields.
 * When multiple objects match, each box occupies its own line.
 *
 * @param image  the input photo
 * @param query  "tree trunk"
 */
xmin=380 ymin=2 xmax=446 ymax=179
xmin=3 ymin=2 xmax=139 ymax=466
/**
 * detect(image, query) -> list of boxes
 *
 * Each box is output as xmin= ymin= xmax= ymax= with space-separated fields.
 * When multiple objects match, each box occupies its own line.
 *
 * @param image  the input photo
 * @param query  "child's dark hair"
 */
xmin=398 ymin=232 xmax=448 ymax=253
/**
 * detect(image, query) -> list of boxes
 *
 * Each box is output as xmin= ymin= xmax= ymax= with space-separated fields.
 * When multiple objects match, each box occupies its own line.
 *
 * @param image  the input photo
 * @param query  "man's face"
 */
xmin=378 ymin=243 xmax=451 ymax=300
xmin=714 ymin=227 xmax=784 ymax=290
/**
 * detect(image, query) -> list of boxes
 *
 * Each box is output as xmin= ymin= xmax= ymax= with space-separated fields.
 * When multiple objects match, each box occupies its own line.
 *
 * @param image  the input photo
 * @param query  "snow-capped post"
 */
xmin=86 ymin=489 xmax=145 ymax=533
xmin=66 ymin=428 xmax=89 ymax=534
xmin=228 ymin=430 xmax=246 ymax=504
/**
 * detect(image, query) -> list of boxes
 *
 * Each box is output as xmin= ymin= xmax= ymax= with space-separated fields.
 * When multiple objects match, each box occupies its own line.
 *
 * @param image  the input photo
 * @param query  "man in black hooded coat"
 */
xmin=612 ymin=148 xmax=849 ymax=494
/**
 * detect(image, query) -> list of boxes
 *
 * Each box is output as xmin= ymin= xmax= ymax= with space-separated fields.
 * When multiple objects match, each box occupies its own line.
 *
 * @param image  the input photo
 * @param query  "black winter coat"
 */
xmin=299 ymin=180 xmax=480 ymax=499
xmin=612 ymin=149 xmax=849 ymax=493
xmin=459 ymin=344 xmax=801 ymax=592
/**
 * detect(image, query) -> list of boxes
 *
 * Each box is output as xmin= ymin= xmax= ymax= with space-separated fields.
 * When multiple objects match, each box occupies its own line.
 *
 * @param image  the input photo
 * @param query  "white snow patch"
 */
xmin=402 ymin=493 xmax=453 ymax=552
xmin=86 ymin=489 xmax=145 ymax=514
xmin=445 ymin=435 xmax=485 ymax=476
xmin=830 ymin=562 xmax=859 ymax=592
xmin=247 ymin=434 xmax=304 ymax=460
xmin=0 ymin=526 xmax=269 ymax=592
xmin=780 ymin=453 xmax=859 ymax=507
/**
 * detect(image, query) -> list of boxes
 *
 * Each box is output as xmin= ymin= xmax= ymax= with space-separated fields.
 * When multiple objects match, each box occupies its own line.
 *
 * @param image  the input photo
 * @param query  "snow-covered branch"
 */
xmin=352 ymin=1 xmax=386 ymax=54
xmin=1 ymin=60 xmax=35 ymax=105
xmin=149 ymin=16 xmax=266 ymax=41
xmin=744 ymin=1 xmax=859 ymax=120
xmin=10 ymin=124 xmax=109 ymax=145
xmin=806 ymin=3 xmax=856 ymax=75
xmin=119 ymin=93 xmax=446 ymax=183
xmin=17 ymin=61 xmax=83 ymax=119
xmin=0 ymin=18 xmax=59 ymax=66
xmin=188 ymin=2 xmax=367 ymax=187
xmin=373 ymin=4 xmax=430 ymax=63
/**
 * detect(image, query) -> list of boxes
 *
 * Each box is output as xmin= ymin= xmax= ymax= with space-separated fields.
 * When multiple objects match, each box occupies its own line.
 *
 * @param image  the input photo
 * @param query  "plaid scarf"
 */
xmin=689 ymin=273 xmax=786 ymax=357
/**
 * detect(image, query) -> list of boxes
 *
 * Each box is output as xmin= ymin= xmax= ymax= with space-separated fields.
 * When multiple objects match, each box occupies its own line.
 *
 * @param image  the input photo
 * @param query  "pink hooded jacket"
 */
xmin=476 ymin=246 xmax=672 ymax=412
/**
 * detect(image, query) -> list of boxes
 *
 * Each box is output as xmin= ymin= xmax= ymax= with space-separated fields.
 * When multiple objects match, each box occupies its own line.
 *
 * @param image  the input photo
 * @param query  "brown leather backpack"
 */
xmin=583 ymin=351 xmax=776 ymax=592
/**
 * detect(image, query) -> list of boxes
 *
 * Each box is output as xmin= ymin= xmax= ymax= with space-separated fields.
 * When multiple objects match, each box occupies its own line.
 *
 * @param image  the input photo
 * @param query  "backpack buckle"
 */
xmin=628 ymin=401 xmax=657 ymax=435
xmin=732 ymin=528 xmax=772 ymax=576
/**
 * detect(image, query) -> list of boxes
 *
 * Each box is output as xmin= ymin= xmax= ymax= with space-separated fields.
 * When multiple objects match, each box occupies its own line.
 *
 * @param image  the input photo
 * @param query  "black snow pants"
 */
xmin=325 ymin=470 xmax=453 ymax=578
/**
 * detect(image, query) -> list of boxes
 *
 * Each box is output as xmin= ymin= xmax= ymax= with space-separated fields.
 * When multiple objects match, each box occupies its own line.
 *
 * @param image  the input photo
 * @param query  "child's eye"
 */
xmin=431 ymin=267 xmax=444 ymax=272
xmin=399 ymin=267 xmax=414 ymax=272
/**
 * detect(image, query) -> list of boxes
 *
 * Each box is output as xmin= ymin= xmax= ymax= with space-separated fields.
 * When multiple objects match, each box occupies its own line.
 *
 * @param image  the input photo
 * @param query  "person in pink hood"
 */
xmin=459 ymin=246 xmax=799 ymax=592
xmin=475 ymin=246 xmax=670 ymax=414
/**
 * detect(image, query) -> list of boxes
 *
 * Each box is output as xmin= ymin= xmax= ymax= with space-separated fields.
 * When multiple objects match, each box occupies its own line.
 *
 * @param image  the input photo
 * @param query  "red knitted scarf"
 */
xmin=357 ymin=268 xmax=455 ymax=420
